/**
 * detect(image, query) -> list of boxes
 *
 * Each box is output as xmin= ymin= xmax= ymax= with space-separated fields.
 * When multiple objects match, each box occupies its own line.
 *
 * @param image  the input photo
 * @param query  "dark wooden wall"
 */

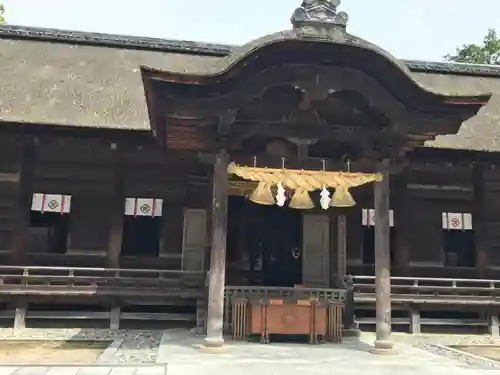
xmin=2 ymin=128 xmax=500 ymax=281
xmin=345 ymin=160 xmax=491 ymax=279
xmin=0 ymin=137 xmax=29 ymax=258
xmin=0 ymin=130 xmax=212 ymax=270
xmin=480 ymin=166 xmax=500 ymax=273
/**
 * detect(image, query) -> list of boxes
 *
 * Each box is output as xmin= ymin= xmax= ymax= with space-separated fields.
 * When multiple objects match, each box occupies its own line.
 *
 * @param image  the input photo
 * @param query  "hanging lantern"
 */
xmin=289 ymin=188 xmax=314 ymax=210
xmin=330 ymin=185 xmax=356 ymax=207
xmin=319 ymin=187 xmax=331 ymax=210
xmin=249 ymin=182 xmax=275 ymax=205
xmin=276 ymin=182 xmax=287 ymax=207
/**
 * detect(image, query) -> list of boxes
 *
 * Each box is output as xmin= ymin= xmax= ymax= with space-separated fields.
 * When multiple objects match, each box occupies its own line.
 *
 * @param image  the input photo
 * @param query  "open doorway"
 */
xmin=28 ymin=193 xmax=71 ymax=254
xmin=226 ymin=195 xmax=303 ymax=286
xmin=442 ymin=212 xmax=475 ymax=267
xmin=121 ymin=198 xmax=163 ymax=257
xmin=28 ymin=211 xmax=69 ymax=254
xmin=121 ymin=216 xmax=162 ymax=257
xmin=361 ymin=208 xmax=396 ymax=266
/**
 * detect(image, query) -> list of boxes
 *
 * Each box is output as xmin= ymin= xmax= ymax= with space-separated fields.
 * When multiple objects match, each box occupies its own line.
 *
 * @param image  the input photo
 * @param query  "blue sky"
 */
xmin=2 ymin=0 xmax=500 ymax=61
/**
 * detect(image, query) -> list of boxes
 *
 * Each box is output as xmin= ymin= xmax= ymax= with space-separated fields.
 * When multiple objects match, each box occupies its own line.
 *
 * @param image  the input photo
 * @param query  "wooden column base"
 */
xmin=196 ymin=341 xmax=229 ymax=354
xmin=370 ymin=340 xmax=396 ymax=355
xmin=203 ymin=337 xmax=225 ymax=347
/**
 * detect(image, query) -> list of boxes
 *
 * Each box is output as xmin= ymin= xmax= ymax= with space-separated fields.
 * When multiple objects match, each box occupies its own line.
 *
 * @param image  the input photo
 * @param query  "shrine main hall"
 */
xmin=0 ymin=0 xmax=500 ymax=350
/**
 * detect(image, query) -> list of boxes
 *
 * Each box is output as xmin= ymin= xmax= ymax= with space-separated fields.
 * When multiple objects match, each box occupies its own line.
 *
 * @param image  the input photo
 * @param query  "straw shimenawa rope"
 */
xmin=227 ymin=163 xmax=382 ymax=191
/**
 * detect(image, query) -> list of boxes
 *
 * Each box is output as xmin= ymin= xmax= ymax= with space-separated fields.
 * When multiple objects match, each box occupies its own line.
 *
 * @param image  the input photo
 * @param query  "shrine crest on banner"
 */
xmin=31 ymin=193 xmax=71 ymax=214
xmin=124 ymin=198 xmax=163 ymax=217
xmin=442 ymin=212 xmax=472 ymax=230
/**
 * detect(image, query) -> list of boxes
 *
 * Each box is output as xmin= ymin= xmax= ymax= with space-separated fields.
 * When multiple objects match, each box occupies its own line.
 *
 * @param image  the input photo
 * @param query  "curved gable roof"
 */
xmin=1 ymin=21 xmax=500 ymax=151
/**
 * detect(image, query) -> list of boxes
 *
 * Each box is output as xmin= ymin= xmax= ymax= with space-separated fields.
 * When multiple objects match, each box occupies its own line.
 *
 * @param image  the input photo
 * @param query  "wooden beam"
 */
xmin=225 ymin=153 xmax=377 ymax=173
xmin=162 ymin=64 xmax=468 ymax=134
xmin=229 ymin=122 xmax=378 ymax=146
xmin=337 ymin=214 xmax=347 ymax=279
xmin=205 ymin=150 xmax=229 ymax=347
xmin=107 ymin=151 xmax=124 ymax=268
xmin=394 ymin=169 xmax=410 ymax=276
xmin=372 ymin=159 xmax=395 ymax=353
xmin=10 ymin=137 xmax=37 ymax=264
xmin=474 ymin=164 xmax=488 ymax=277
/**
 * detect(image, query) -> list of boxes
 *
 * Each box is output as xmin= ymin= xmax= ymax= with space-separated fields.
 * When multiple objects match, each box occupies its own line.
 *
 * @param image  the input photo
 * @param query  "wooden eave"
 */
xmin=140 ymin=36 xmax=492 ymax=120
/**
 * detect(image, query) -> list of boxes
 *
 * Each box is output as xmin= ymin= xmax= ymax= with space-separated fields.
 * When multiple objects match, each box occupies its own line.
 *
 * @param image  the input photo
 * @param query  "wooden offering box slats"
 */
xmin=226 ymin=286 xmax=345 ymax=344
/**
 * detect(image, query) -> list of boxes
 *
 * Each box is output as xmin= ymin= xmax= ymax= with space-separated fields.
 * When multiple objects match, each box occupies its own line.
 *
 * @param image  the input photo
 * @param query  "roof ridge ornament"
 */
xmin=291 ymin=0 xmax=349 ymax=34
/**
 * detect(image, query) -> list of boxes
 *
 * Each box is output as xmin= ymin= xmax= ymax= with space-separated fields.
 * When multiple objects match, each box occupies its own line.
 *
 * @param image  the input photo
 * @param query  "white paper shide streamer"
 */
xmin=320 ymin=187 xmax=331 ymax=210
xmin=276 ymin=183 xmax=287 ymax=207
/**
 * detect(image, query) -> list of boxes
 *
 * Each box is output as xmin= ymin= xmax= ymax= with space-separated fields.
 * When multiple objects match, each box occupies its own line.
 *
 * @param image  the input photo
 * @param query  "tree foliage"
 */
xmin=445 ymin=29 xmax=500 ymax=65
xmin=0 ymin=3 xmax=5 ymax=24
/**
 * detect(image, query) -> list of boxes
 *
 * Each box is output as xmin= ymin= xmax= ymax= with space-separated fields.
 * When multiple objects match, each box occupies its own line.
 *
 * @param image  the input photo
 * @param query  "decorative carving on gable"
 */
xmin=291 ymin=0 xmax=349 ymax=30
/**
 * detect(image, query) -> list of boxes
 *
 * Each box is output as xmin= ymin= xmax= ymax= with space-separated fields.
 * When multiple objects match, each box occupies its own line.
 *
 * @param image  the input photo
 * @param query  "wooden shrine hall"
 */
xmin=2 ymin=0 xmax=500 ymax=350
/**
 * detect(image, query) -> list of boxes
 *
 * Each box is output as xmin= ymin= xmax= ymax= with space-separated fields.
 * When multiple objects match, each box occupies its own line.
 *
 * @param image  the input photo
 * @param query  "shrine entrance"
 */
xmin=226 ymin=194 xmax=302 ymax=287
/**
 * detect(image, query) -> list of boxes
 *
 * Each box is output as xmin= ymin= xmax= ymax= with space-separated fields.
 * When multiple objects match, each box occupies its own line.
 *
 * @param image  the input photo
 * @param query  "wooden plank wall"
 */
xmin=481 ymin=166 xmax=500 ymax=273
xmin=0 ymin=131 xmax=210 ymax=270
xmin=3 ymin=128 xmax=500 ymax=281
xmin=0 ymin=137 xmax=29 ymax=262
xmin=346 ymin=163 xmax=480 ymax=278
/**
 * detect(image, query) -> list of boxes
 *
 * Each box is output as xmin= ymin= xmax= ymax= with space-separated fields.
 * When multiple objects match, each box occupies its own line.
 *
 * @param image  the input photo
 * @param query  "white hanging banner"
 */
xmin=31 ymin=193 xmax=71 ymax=214
xmin=362 ymin=208 xmax=394 ymax=227
xmin=463 ymin=213 xmax=473 ymax=230
xmin=124 ymin=198 xmax=163 ymax=217
xmin=442 ymin=212 xmax=472 ymax=230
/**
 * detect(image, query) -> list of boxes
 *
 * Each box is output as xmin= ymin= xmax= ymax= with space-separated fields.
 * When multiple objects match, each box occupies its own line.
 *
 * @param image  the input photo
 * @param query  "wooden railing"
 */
xmin=353 ymin=275 xmax=500 ymax=304
xmin=0 ymin=265 xmax=205 ymax=298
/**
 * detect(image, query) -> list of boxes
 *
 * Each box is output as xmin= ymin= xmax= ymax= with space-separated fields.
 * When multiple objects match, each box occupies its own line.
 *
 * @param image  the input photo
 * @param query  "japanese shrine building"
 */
xmin=1 ymin=0 xmax=500 ymax=347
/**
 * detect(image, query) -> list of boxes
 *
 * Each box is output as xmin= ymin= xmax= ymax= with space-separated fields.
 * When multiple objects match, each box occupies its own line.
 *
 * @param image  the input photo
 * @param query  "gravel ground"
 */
xmin=0 ymin=329 xmax=163 ymax=364
xmin=386 ymin=333 xmax=500 ymax=369
xmin=112 ymin=330 xmax=162 ymax=364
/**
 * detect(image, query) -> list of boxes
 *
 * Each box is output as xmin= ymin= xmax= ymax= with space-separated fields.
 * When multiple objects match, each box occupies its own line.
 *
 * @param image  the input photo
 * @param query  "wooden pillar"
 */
xmin=205 ymin=151 xmax=229 ymax=347
xmin=110 ymin=307 xmax=120 ymax=330
xmin=394 ymin=169 xmax=410 ymax=276
xmin=488 ymin=310 xmax=499 ymax=337
xmin=107 ymin=151 xmax=124 ymax=268
xmin=372 ymin=160 xmax=394 ymax=353
xmin=409 ymin=308 xmax=421 ymax=335
xmin=10 ymin=138 xmax=37 ymax=264
xmin=337 ymin=214 xmax=347 ymax=279
xmin=338 ymin=213 xmax=360 ymax=336
xmin=13 ymin=303 xmax=27 ymax=329
xmin=474 ymin=164 xmax=488 ymax=277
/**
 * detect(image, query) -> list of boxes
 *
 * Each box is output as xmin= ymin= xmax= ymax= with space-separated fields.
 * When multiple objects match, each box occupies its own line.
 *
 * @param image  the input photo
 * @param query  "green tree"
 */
xmin=445 ymin=29 xmax=500 ymax=65
xmin=0 ymin=3 xmax=5 ymax=24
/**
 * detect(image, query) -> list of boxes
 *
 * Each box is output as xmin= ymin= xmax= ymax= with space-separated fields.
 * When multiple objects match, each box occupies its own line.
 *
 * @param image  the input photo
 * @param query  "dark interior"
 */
xmin=28 ymin=211 xmax=69 ymax=254
xmin=362 ymin=226 xmax=397 ymax=266
xmin=226 ymin=195 xmax=303 ymax=286
xmin=121 ymin=216 xmax=162 ymax=257
xmin=443 ymin=230 xmax=475 ymax=267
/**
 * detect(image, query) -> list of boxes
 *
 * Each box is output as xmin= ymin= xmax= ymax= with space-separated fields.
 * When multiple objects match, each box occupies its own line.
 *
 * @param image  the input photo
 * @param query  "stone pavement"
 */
xmin=2 ymin=330 xmax=500 ymax=374
xmin=156 ymin=330 xmax=500 ymax=375
xmin=0 ymin=365 xmax=167 ymax=375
